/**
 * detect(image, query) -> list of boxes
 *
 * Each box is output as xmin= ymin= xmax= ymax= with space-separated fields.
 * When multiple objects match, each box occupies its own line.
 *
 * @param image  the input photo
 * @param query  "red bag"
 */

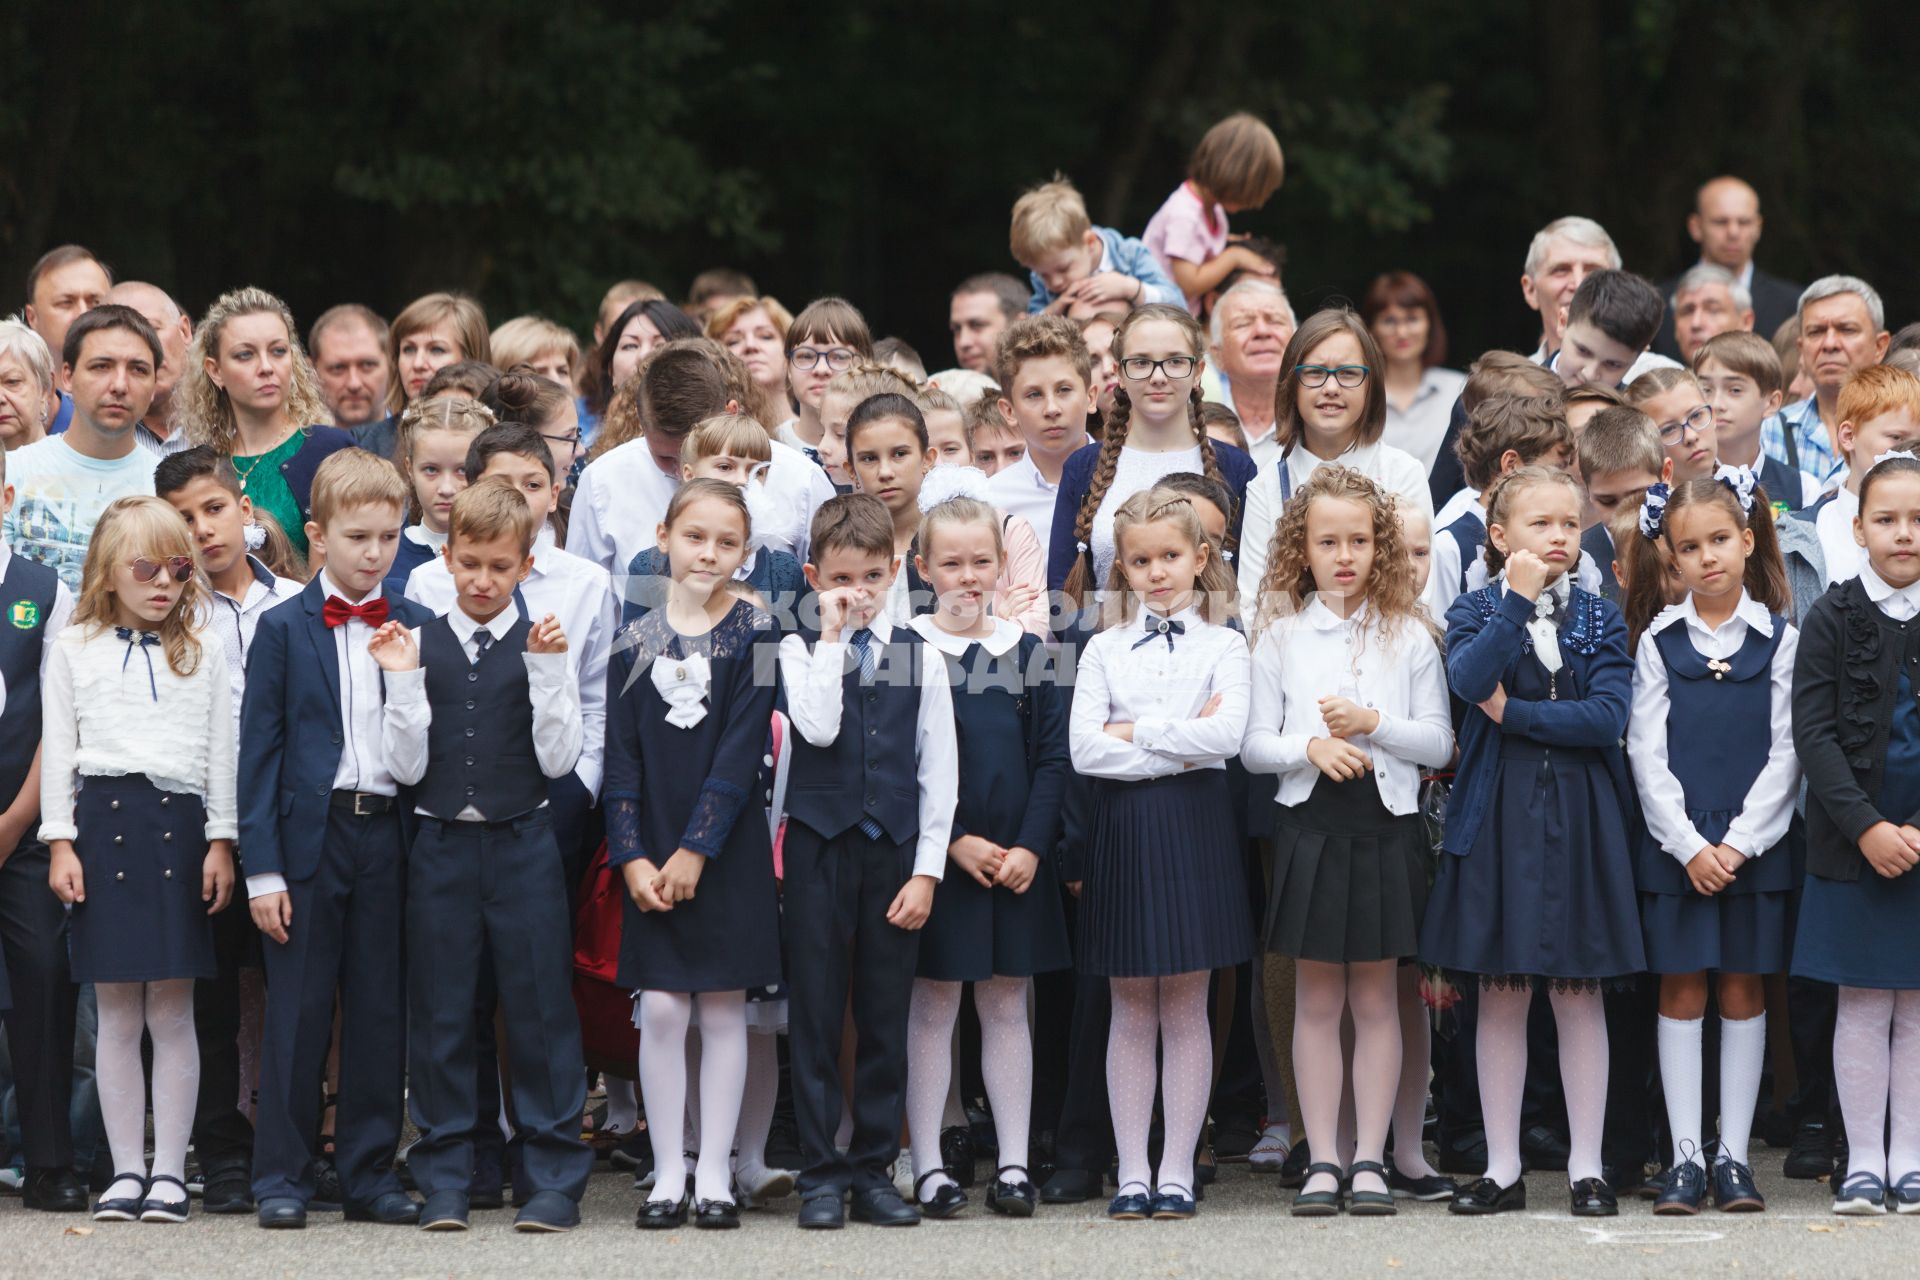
xmin=571 ymin=840 xmax=638 ymax=1078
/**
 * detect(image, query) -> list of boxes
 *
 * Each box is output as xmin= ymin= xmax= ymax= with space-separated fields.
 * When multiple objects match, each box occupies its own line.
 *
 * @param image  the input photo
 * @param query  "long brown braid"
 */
xmin=1061 ymin=303 xmax=1235 ymax=606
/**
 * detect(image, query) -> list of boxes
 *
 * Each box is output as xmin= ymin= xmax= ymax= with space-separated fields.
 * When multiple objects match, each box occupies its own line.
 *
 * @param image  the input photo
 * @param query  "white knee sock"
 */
xmin=906 ymin=979 xmax=963 ymax=1197
xmin=1154 ymin=972 xmax=1212 ymax=1197
xmin=975 ymin=976 xmax=1034 ymax=1186
xmin=637 ymin=991 xmax=694 ymax=1203
xmin=1836 ymin=986 xmax=1894 ymax=1183
xmin=1658 ymin=1014 xmax=1705 ymax=1169
xmin=94 ymin=982 xmax=151 ymax=1202
xmin=1107 ymin=978 xmax=1160 ymax=1196
xmin=1717 ymin=1013 xmax=1766 ymax=1168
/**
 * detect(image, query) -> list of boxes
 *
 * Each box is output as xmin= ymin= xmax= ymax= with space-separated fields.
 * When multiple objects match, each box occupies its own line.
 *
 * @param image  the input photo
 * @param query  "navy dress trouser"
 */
xmin=0 ymin=839 xmax=77 ymax=1170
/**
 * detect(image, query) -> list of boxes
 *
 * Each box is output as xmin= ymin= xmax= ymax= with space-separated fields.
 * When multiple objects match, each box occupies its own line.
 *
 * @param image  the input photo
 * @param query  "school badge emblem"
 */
xmin=8 ymin=601 xmax=36 ymax=630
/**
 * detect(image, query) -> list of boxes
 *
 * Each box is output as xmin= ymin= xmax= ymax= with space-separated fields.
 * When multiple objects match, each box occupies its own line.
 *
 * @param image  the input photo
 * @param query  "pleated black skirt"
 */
xmin=1079 ymin=769 xmax=1254 ymax=978
xmin=1265 ymin=775 xmax=1428 ymax=964
xmin=70 ymin=775 xmax=217 ymax=984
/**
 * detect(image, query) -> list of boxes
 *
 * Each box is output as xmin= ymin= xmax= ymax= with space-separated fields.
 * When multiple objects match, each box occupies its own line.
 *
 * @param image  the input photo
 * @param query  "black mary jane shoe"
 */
xmin=1449 ymin=1175 xmax=1527 ymax=1216
xmin=1345 ymin=1161 xmax=1397 ymax=1217
xmin=93 ymin=1174 xmax=148 ymax=1223
xmin=1291 ymin=1162 xmax=1346 ymax=1217
xmin=1569 ymin=1176 xmax=1618 ymax=1216
xmin=913 ymin=1170 xmax=969 ymax=1219
xmin=1387 ymin=1167 xmax=1458 ymax=1202
xmin=985 ymin=1165 xmax=1037 ymax=1218
xmin=139 ymin=1174 xmax=192 ymax=1224
xmin=635 ymin=1193 xmax=690 ymax=1230
xmin=694 ymin=1198 xmax=741 ymax=1230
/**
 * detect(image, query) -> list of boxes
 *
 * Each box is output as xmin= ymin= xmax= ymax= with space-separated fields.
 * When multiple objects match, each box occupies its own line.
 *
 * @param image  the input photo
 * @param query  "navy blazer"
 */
xmin=237 ymin=576 xmax=434 ymax=882
xmin=1044 ymin=439 xmax=1257 ymax=594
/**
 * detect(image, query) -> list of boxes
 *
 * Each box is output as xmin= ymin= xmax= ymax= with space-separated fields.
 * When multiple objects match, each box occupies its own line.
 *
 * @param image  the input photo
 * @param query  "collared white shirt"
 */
xmin=202 ymin=557 xmax=302 ymax=744
xmin=1068 ymin=606 xmax=1250 ymax=780
xmin=1242 ymin=596 xmax=1452 ymax=812
xmin=1629 ymin=591 xmax=1799 ymax=865
xmin=1424 ymin=505 xmax=1486 ymax=619
xmin=1434 ymin=485 xmax=1481 ymax=529
xmin=1862 ymin=561 xmax=1920 ymax=622
xmin=0 ymin=542 xmax=75 ymax=717
xmin=382 ymin=604 xmax=583 ymax=820
xmin=402 ymin=522 xmax=446 ymax=557
xmin=775 ymin=616 xmax=960 ymax=880
xmin=1817 ymin=487 xmax=1862 ymax=585
xmin=909 ymin=613 xmax=1024 ymax=660
xmin=135 ymin=421 xmax=192 ymax=458
xmin=1530 ymin=343 xmax=1679 ymax=383
xmin=406 ymin=528 xmax=614 ymax=796
xmin=1382 ymin=367 xmax=1469 ymax=474
xmin=1237 ymin=439 xmax=1433 ymax=609
xmin=568 ymin=437 xmax=834 ymax=581
xmin=321 ymin=571 xmax=399 ymax=797
xmin=987 ymin=454 xmax=1063 ymax=567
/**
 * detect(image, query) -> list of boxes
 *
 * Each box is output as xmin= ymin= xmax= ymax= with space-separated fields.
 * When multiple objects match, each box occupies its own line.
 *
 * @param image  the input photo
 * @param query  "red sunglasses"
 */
xmin=131 ymin=556 xmax=194 ymax=584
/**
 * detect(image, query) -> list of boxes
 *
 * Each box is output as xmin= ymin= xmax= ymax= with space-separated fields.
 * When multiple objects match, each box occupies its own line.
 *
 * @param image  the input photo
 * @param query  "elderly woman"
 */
xmin=0 ymin=319 xmax=56 ymax=449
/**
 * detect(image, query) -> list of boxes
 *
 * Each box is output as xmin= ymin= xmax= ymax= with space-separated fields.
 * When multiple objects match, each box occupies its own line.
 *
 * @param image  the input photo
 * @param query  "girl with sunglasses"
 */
xmin=41 ymin=496 xmax=237 ymax=1225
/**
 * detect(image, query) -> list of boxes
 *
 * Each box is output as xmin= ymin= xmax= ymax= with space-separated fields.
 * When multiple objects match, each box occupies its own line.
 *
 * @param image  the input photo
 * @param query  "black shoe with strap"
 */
xmin=634 ymin=1192 xmax=689 ymax=1230
xmin=1291 ymin=1162 xmax=1345 ymax=1217
xmin=913 ymin=1170 xmax=968 ymax=1219
xmin=1569 ymin=1176 xmax=1618 ymax=1216
xmin=139 ymin=1173 xmax=192 ymax=1224
xmin=985 ymin=1165 xmax=1036 ymax=1218
xmin=1346 ymin=1161 xmax=1396 ymax=1217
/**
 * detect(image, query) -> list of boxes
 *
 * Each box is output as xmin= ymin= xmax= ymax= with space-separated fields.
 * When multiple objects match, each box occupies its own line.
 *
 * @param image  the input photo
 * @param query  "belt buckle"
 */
xmin=352 ymin=792 xmax=379 ymax=816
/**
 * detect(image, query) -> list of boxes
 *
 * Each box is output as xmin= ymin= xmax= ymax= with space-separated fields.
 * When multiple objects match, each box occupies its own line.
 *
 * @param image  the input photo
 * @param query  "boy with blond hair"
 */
xmin=1010 ymin=178 xmax=1183 ymax=317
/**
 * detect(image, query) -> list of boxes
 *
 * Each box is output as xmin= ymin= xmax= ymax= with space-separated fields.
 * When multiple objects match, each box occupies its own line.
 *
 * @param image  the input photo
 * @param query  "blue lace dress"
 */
xmin=605 ymin=599 xmax=783 ymax=993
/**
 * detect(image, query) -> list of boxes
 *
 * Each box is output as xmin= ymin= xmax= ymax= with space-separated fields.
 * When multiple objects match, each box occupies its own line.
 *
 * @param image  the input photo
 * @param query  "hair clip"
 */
xmin=1638 ymin=482 xmax=1671 ymax=540
xmin=1874 ymin=449 xmax=1920 ymax=468
xmin=1711 ymin=463 xmax=1757 ymax=514
xmin=917 ymin=464 xmax=993 ymax=513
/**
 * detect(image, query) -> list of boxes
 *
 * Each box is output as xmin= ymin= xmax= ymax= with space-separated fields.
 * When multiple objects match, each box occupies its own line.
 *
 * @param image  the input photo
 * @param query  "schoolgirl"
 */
xmin=385 ymin=394 xmax=492 ymax=594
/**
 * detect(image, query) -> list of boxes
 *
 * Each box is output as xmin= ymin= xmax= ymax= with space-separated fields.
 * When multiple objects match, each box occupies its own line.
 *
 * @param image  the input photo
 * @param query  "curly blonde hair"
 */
xmin=74 ymin=497 xmax=206 ymax=677
xmin=1098 ymin=485 xmax=1238 ymax=631
xmin=177 ymin=287 xmax=332 ymax=453
xmin=1250 ymin=466 xmax=1426 ymax=643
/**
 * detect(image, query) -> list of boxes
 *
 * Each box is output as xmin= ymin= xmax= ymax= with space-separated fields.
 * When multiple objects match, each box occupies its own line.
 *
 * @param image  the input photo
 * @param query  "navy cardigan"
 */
xmin=1044 ymin=439 xmax=1258 ymax=594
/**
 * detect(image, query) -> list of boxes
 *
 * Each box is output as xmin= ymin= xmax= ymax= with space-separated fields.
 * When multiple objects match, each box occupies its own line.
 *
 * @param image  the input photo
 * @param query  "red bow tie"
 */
xmin=323 ymin=595 xmax=390 ymax=629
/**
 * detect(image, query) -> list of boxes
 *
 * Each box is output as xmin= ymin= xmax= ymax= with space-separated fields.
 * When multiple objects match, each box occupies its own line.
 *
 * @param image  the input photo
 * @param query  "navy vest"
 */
xmin=783 ymin=628 xmax=930 ymax=845
xmin=1444 ymin=512 xmax=1487 ymax=595
xmin=1637 ymin=618 xmax=1795 ymax=896
xmin=1757 ymin=454 xmax=1804 ymax=513
xmin=0 ymin=554 xmax=58 ymax=809
xmin=418 ymin=614 xmax=545 ymax=821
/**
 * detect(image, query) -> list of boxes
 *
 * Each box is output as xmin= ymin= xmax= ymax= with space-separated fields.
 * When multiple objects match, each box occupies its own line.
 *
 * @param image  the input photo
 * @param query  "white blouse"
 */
xmin=1068 ymin=607 xmax=1249 ymax=780
xmin=1628 ymin=591 xmax=1800 ymax=867
xmin=1237 ymin=439 xmax=1433 ymax=609
xmin=1242 ymin=597 xmax=1453 ymax=813
xmin=39 ymin=623 xmax=238 ymax=844
xmin=1090 ymin=445 xmax=1203 ymax=590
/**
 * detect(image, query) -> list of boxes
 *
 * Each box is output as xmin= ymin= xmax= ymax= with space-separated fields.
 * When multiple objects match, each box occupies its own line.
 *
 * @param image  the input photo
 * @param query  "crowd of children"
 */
xmin=6 ymin=106 xmax=1920 ymax=1243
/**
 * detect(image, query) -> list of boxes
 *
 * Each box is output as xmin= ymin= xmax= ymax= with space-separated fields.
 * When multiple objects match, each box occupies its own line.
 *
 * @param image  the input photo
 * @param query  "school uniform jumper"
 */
xmin=1629 ymin=595 xmax=1801 ymax=974
xmin=909 ymin=616 xmax=1072 ymax=982
xmin=382 ymin=606 xmax=593 ymax=1201
xmin=605 ymin=600 xmax=783 ymax=993
xmin=1421 ymin=581 xmax=1646 ymax=983
xmin=239 ymin=575 xmax=432 ymax=1208
xmin=774 ymin=619 xmax=959 ymax=1200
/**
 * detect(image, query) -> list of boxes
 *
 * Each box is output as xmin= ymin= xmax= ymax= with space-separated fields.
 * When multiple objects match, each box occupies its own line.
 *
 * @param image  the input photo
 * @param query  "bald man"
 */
xmin=1655 ymin=177 xmax=1801 ymax=359
xmin=104 ymin=282 xmax=194 ymax=455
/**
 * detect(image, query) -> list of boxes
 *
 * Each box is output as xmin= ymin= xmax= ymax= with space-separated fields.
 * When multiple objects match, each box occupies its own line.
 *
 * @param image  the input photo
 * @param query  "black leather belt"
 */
xmin=329 ymin=790 xmax=395 ymax=815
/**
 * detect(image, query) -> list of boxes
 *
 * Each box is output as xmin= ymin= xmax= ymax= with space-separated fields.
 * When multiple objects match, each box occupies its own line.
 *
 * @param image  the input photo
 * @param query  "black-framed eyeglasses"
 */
xmin=1657 ymin=404 xmax=1713 ymax=444
xmin=1120 ymin=355 xmax=1197 ymax=381
xmin=539 ymin=431 xmax=582 ymax=450
xmin=132 ymin=556 xmax=194 ymax=584
xmin=1293 ymin=364 xmax=1371 ymax=389
xmin=789 ymin=346 xmax=857 ymax=373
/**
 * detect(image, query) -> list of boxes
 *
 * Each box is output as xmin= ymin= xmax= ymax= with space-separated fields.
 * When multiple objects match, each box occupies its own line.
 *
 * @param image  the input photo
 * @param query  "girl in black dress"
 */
xmin=901 ymin=486 xmax=1071 ymax=1219
xmin=605 ymin=479 xmax=783 ymax=1231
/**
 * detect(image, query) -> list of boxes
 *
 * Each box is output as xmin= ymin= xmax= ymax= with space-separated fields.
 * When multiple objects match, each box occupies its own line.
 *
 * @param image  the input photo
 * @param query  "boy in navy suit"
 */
xmin=775 ymin=494 xmax=958 ymax=1229
xmin=239 ymin=449 xmax=429 ymax=1229
xmin=372 ymin=477 xmax=591 ymax=1233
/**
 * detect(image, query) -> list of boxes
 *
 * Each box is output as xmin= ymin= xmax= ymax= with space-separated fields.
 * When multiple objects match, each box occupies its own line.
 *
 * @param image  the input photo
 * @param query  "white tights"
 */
xmin=1294 ymin=960 xmax=1399 ymax=1196
xmin=1108 ymin=972 xmax=1211 ymax=1198
xmin=1477 ymin=984 xmax=1608 ymax=1187
xmin=96 ymin=980 xmax=198 ymax=1205
xmin=732 ymin=1030 xmax=786 ymax=1182
xmin=637 ymin=990 xmax=747 ymax=1205
xmin=1835 ymin=986 xmax=1920 ymax=1184
xmin=907 ymin=977 xmax=1032 ymax=1196
xmin=1392 ymin=966 xmax=1439 ymax=1177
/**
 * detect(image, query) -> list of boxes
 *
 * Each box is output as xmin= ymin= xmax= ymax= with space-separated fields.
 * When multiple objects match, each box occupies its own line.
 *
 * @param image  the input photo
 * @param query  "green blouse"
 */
xmin=232 ymin=429 xmax=309 ymax=557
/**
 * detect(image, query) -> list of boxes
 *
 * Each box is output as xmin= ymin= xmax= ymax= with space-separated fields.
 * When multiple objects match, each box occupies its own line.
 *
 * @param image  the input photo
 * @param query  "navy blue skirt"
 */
xmin=1420 ymin=743 xmax=1644 ymax=983
xmin=1793 ymin=865 xmax=1920 ymax=989
xmin=1079 ymin=769 xmax=1254 ymax=979
xmin=70 ymin=775 xmax=217 ymax=984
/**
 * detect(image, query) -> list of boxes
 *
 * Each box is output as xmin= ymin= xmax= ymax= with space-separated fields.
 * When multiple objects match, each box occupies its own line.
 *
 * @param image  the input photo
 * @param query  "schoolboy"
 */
xmin=915 ymin=386 xmax=970 ymax=466
xmin=240 ymin=448 xmax=431 ymax=1229
xmin=156 ymin=446 xmax=302 ymax=1214
xmin=1574 ymin=407 xmax=1670 ymax=601
xmin=1424 ymin=393 xmax=1577 ymax=615
xmin=989 ymin=316 xmax=1094 ymax=565
xmin=1431 ymin=350 xmax=1565 ymax=525
xmin=1551 ymin=269 xmax=1668 ymax=390
xmin=776 ymin=494 xmax=958 ymax=1229
xmin=1692 ymin=330 xmax=1819 ymax=510
xmin=1011 ymin=178 xmax=1184 ymax=317
xmin=965 ymin=391 xmax=1026 ymax=476
xmin=375 ymin=477 xmax=591 ymax=1233
xmin=1778 ymin=365 xmax=1920 ymax=602
xmin=0 ymin=443 xmax=81 ymax=1213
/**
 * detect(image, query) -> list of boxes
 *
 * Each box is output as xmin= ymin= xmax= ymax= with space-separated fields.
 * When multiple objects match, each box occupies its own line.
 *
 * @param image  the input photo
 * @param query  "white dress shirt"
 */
xmin=1816 ymin=487 xmax=1863 ymax=585
xmin=382 ymin=604 xmax=584 ymax=819
xmin=1091 ymin=446 xmax=1203 ymax=589
xmin=202 ymin=557 xmax=303 ymax=745
xmin=1237 ymin=440 xmax=1433 ymax=609
xmin=774 ymin=617 xmax=960 ymax=880
xmin=0 ymin=542 xmax=75 ymax=717
xmin=1242 ymin=597 xmax=1453 ymax=812
xmin=1862 ymin=561 xmax=1920 ymax=622
xmin=987 ymin=454 xmax=1062 ymax=567
xmin=405 ymin=528 xmax=614 ymax=796
xmin=1433 ymin=485 xmax=1481 ymax=530
xmin=1628 ymin=591 xmax=1800 ymax=866
xmin=1068 ymin=606 xmax=1250 ymax=780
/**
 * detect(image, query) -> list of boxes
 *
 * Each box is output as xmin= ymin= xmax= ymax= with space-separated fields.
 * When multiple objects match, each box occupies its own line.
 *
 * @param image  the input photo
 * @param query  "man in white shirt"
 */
xmin=1203 ymin=279 xmax=1295 ymax=470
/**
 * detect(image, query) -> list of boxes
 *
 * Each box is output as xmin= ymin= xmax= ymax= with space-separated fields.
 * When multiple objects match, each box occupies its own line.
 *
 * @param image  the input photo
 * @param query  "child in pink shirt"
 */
xmin=1143 ymin=113 xmax=1286 ymax=313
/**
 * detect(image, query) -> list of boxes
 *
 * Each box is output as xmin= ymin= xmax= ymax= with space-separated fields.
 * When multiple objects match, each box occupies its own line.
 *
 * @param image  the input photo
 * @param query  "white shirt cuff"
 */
xmin=246 ymin=872 xmax=289 ymax=899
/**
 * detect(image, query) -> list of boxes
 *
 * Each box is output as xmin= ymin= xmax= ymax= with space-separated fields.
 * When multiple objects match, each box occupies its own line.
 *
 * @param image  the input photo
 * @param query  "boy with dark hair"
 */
xmin=1573 ymin=407 xmax=1670 ymax=601
xmin=1553 ymin=270 xmax=1667 ymax=389
xmin=776 ymin=494 xmax=958 ymax=1229
xmin=1692 ymin=330 xmax=1817 ymax=510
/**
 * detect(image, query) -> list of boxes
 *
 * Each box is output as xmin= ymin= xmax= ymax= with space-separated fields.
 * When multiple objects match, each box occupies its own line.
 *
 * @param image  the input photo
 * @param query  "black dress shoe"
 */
xmin=913 ymin=1171 xmax=968 ymax=1219
xmin=23 ymin=1167 xmax=86 ymax=1212
xmin=469 ymin=1145 xmax=505 ymax=1209
xmin=850 ymin=1186 xmax=922 ymax=1226
xmin=92 ymin=1174 xmax=147 ymax=1222
xmin=1783 ymin=1119 xmax=1834 ymax=1180
xmin=257 ymin=1197 xmax=308 ymax=1229
xmin=1437 ymin=1130 xmax=1489 ymax=1177
xmin=1449 ymin=1176 xmax=1527 ymax=1215
xmin=1569 ymin=1177 xmax=1618 ymax=1216
xmin=419 ymin=1190 xmax=470 ymax=1231
xmin=940 ymin=1126 xmax=976 ymax=1188
xmin=694 ymin=1198 xmax=741 ymax=1229
xmin=797 ymin=1193 xmax=845 ymax=1230
xmin=985 ymin=1166 xmax=1037 ymax=1218
xmin=308 ymin=1155 xmax=344 ymax=1209
xmin=345 ymin=1191 xmax=422 ymax=1224
xmin=201 ymin=1165 xmax=255 ymax=1214
xmin=514 ymin=1189 xmax=580 ymax=1233
xmin=1039 ymin=1168 xmax=1103 ymax=1204
xmin=635 ymin=1192 xmax=689 ymax=1230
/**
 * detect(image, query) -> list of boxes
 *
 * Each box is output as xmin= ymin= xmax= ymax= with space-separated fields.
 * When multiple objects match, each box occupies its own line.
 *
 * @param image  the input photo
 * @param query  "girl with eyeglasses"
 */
xmin=1234 ymin=308 xmax=1433 ymax=615
xmin=42 ymin=496 xmax=237 ymax=1224
xmin=1627 ymin=367 xmax=1721 ymax=484
xmin=776 ymin=297 xmax=876 ymax=469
